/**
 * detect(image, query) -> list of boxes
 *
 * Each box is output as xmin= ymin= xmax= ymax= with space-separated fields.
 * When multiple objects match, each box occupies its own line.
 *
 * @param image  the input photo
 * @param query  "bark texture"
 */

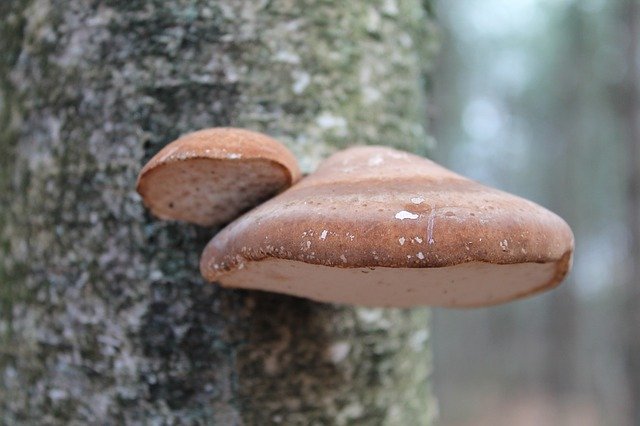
xmin=0 ymin=0 xmax=438 ymax=424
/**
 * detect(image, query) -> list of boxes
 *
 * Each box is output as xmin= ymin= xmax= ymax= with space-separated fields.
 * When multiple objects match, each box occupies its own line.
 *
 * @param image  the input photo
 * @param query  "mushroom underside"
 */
xmin=216 ymin=257 xmax=568 ymax=308
xmin=138 ymin=158 xmax=289 ymax=227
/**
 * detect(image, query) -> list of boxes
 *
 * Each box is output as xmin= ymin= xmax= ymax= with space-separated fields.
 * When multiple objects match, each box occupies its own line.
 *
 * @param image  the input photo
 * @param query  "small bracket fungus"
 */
xmin=136 ymin=128 xmax=301 ymax=227
xmin=200 ymin=146 xmax=574 ymax=308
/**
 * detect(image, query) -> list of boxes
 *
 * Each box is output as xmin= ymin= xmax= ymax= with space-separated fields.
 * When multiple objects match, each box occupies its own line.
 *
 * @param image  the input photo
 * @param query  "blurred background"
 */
xmin=430 ymin=0 xmax=638 ymax=425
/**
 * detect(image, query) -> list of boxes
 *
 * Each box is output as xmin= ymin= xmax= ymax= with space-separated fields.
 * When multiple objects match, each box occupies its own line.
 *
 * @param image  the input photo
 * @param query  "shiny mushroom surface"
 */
xmin=200 ymin=146 xmax=574 ymax=307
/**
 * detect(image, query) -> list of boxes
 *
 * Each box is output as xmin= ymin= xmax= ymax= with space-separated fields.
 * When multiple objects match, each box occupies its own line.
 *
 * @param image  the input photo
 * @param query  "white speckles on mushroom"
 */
xmin=427 ymin=210 xmax=436 ymax=244
xmin=174 ymin=150 xmax=194 ymax=160
xmin=386 ymin=151 xmax=408 ymax=160
xmin=199 ymin=145 xmax=574 ymax=308
xmin=395 ymin=210 xmax=419 ymax=220
xmin=226 ymin=153 xmax=242 ymax=159
xmin=368 ymin=154 xmax=384 ymax=166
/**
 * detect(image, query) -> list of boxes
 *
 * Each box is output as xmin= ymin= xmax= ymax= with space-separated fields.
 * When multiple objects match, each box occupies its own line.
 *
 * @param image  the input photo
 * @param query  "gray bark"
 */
xmin=0 ymin=0 xmax=438 ymax=424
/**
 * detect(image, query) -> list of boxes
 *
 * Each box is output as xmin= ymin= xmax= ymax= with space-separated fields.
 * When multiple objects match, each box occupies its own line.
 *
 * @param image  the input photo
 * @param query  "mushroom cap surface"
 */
xmin=137 ymin=127 xmax=301 ymax=227
xmin=200 ymin=146 xmax=574 ymax=307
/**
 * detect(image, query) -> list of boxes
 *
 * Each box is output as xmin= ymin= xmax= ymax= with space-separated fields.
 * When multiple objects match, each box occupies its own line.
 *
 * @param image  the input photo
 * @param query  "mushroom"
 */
xmin=200 ymin=146 xmax=574 ymax=307
xmin=136 ymin=127 xmax=301 ymax=227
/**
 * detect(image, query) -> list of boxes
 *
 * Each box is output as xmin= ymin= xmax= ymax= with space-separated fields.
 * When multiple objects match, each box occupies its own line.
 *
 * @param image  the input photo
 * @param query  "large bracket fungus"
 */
xmin=138 ymin=129 xmax=574 ymax=307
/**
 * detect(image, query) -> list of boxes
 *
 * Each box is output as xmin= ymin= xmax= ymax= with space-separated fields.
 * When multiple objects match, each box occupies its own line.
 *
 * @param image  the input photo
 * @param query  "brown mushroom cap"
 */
xmin=136 ymin=128 xmax=301 ymax=227
xmin=200 ymin=146 xmax=574 ymax=307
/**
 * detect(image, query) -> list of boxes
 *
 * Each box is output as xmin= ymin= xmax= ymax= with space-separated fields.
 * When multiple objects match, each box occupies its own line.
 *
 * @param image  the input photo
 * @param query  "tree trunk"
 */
xmin=543 ymin=3 xmax=585 ymax=399
xmin=0 ymin=1 xmax=438 ymax=424
xmin=620 ymin=0 xmax=640 ymax=424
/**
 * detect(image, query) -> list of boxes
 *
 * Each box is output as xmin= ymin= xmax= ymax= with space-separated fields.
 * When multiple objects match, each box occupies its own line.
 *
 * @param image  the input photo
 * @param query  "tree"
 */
xmin=0 ymin=0 xmax=438 ymax=424
xmin=619 ymin=0 xmax=640 ymax=423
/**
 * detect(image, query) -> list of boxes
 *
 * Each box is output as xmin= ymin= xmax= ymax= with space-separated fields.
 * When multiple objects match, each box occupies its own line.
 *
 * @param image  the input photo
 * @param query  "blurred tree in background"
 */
xmin=432 ymin=0 xmax=639 ymax=424
xmin=620 ymin=0 xmax=640 ymax=423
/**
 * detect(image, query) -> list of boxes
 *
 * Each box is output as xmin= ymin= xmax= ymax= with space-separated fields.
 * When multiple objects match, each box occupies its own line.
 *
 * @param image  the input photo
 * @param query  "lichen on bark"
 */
xmin=0 ymin=0 xmax=438 ymax=424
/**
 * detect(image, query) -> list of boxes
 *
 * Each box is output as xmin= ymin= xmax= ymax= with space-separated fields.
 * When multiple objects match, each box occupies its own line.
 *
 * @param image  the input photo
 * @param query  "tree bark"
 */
xmin=0 ymin=0 xmax=438 ymax=424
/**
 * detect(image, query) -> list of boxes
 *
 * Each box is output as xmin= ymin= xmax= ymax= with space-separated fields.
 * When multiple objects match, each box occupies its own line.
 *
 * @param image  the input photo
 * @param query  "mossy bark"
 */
xmin=0 ymin=0 xmax=438 ymax=424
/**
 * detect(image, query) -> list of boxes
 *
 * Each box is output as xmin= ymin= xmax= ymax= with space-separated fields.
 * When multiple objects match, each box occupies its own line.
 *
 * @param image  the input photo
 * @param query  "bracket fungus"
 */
xmin=199 ymin=146 xmax=574 ymax=308
xmin=136 ymin=127 xmax=301 ymax=227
